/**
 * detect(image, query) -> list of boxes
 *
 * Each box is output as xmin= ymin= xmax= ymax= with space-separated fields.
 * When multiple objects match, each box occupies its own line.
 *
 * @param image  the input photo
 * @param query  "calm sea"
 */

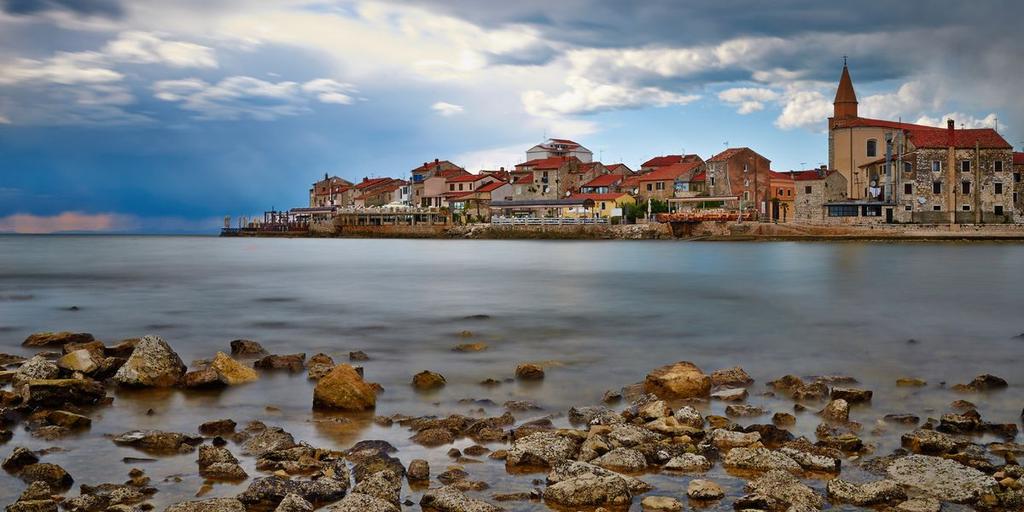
xmin=1 ymin=236 xmax=1021 ymax=508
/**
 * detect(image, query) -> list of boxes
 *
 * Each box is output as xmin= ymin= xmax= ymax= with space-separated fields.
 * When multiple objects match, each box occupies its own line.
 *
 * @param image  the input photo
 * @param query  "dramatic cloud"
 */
xmin=0 ymin=51 xmax=122 ymax=85
xmin=103 ymin=31 xmax=217 ymax=68
xmin=0 ymin=211 xmax=131 ymax=233
xmin=153 ymin=76 xmax=357 ymax=120
xmin=524 ymin=76 xmax=699 ymax=116
xmin=431 ymin=101 xmax=463 ymax=116
xmin=915 ymin=113 xmax=1001 ymax=130
xmin=0 ymin=0 xmax=122 ymax=18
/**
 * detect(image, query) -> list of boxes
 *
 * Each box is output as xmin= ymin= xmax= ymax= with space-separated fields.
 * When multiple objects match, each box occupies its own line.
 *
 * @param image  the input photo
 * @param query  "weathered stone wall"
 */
xmin=794 ymin=172 xmax=847 ymax=224
xmin=909 ymin=148 xmax=1015 ymax=223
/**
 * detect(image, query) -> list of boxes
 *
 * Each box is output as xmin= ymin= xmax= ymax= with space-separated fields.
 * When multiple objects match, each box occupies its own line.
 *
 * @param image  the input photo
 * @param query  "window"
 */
xmin=600 ymin=202 xmax=607 ymax=210
xmin=904 ymin=183 xmax=913 ymax=195
xmin=828 ymin=205 xmax=858 ymax=217
xmin=932 ymin=182 xmax=942 ymax=194
xmin=743 ymin=191 xmax=750 ymax=201
xmin=804 ymin=186 xmax=812 ymax=194
xmin=743 ymin=164 xmax=749 ymax=173
xmin=787 ymin=190 xmax=792 ymax=196
xmin=710 ymin=176 xmax=716 ymax=187
xmin=646 ymin=183 xmax=653 ymax=192
xmin=962 ymin=205 xmax=971 ymax=211
xmin=1015 ymin=192 xmax=1019 ymax=203
xmin=931 ymin=205 xmax=941 ymax=211
xmin=995 ymin=205 xmax=1004 ymax=216
xmin=905 ymin=205 xmax=912 ymax=211
xmin=866 ymin=139 xmax=878 ymax=157
xmin=995 ymin=182 xmax=1003 ymax=194
xmin=995 ymin=161 xmax=1003 ymax=172
xmin=961 ymin=160 xmax=971 ymax=172
xmin=656 ymin=181 xmax=665 ymax=190
xmin=961 ymin=181 xmax=971 ymax=194
xmin=777 ymin=188 xmax=783 ymax=196
xmin=904 ymin=161 xmax=913 ymax=173
xmin=931 ymin=161 xmax=941 ymax=172
xmin=1015 ymin=172 xmax=1022 ymax=183
xmin=458 ymin=184 xmax=464 ymax=191
xmin=862 ymin=205 xmax=882 ymax=216
xmin=449 ymin=184 xmax=455 ymax=191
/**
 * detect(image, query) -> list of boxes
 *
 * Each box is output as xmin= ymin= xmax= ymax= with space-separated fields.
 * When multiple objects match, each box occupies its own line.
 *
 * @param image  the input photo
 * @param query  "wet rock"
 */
xmin=644 ymin=416 xmax=698 ymax=436
xmin=673 ymin=405 xmax=704 ymax=429
xmin=229 ymin=340 xmax=267 ymax=357
xmin=237 ymin=476 xmax=348 ymax=508
xmin=746 ymin=469 xmax=824 ymax=510
xmin=883 ymin=413 xmax=920 ymax=425
xmin=607 ymin=424 xmax=660 ymax=448
xmin=641 ymin=495 xmax=683 ymax=511
xmin=792 ymin=381 xmax=830 ymax=401
xmin=687 ymin=478 xmax=725 ymax=500
xmin=708 ymin=428 xmax=761 ymax=450
xmin=643 ymin=361 xmax=710 ymax=399
xmin=778 ymin=439 xmax=841 ymax=473
xmin=351 ymin=469 xmax=401 ymax=505
xmin=46 ymin=410 xmax=90 ymax=429
xmin=305 ymin=354 xmax=334 ymax=380
xmin=330 ymin=493 xmax=398 ymax=512
xmin=3 ymin=447 xmax=40 ymax=471
xmin=113 ymin=335 xmax=186 ymax=387
xmin=830 ymin=386 xmax=872 ymax=403
xmin=710 ymin=387 xmax=748 ymax=402
xmin=56 ymin=350 xmax=98 ymax=374
xmin=312 ymin=364 xmax=376 ymax=411
xmin=821 ymin=399 xmax=849 ymax=423
xmin=894 ymin=497 xmax=942 ymax=512
xmin=410 ymin=428 xmax=455 ymax=447
xmin=19 ymin=463 xmax=73 ymax=489
xmin=514 ymin=363 xmax=544 ymax=380
xmin=21 ymin=379 xmax=106 ymax=407
xmin=63 ymin=483 xmax=150 ymax=511
xmin=165 ymin=498 xmax=246 ymax=512
xmin=769 ymin=374 xmax=804 ymax=390
xmin=105 ymin=339 xmax=139 ymax=358
xmin=887 ymin=454 xmax=999 ymax=503
xmin=18 ymin=481 xmax=53 ymax=501
xmin=112 ymin=430 xmax=202 ymax=454
xmin=6 ymin=501 xmax=58 ymax=512
xmin=743 ymin=423 xmax=794 ymax=447
xmin=953 ymin=374 xmax=1008 ymax=392
xmin=900 ymin=428 xmax=967 ymax=455
xmin=239 ymin=422 xmax=297 ymax=456
xmin=505 ymin=431 xmax=578 ymax=468
xmin=412 ymin=371 xmax=447 ymax=390
xmin=254 ymin=353 xmax=306 ymax=372
xmin=602 ymin=389 xmax=622 ymax=403
xmin=452 ymin=343 xmax=487 ymax=353
xmin=0 ymin=353 xmax=26 ymax=366
xmin=663 ymin=453 xmax=711 ymax=472
xmin=543 ymin=473 xmax=631 ymax=509
xmin=636 ymin=399 xmax=672 ymax=420
xmin=198 ymin=419 xmax=236 ymax=436
xmin=592 ymin=447 xmax=647 ymax=473
xmin=273 ymin=494 xmax=313 ymax=512
xmin=723 ymin=447 xmax=802 ymax=474
xmin=23 ymin=332 xmax=94 ymax=348
xmin=197 ymin=445 xmax=247 ymax=480
xmin=209 ymin=352 xmax=258 ymax=385
xmin=28 ymin=426 xmax=70 ymax=441
xmin=827 ymin=478 xmax=906 ymax=506
xmin=725 ymin=404 xmax=767 ymax=417
xmin=546 ymin=461 xmax=652 ymax=494
xmin=181 ymin=368 xmax=221 ymax=388
xmin=896 ymin=377 xmax=927 ymax=387
xmin=347 ymin=448 xmax=404 ymax=483
xmin=420 ymin=485 xmax=501 ymax=512
xmin=15 ymin=356 xmax=60 ymax=382
xmin=567 ymin=405 xmax=616 ymax=425
xmin=711 ymin=366 xmax=753 ymax=388
xmin=407 ymin=459 xmax=429 ymax=481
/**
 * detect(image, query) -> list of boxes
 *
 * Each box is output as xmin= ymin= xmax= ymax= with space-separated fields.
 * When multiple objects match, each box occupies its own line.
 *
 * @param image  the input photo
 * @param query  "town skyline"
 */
xmin=2 ymin=1 xmax=1023 ymax=233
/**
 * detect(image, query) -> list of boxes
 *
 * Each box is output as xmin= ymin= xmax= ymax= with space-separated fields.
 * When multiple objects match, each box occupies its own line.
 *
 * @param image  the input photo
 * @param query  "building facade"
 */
xmin=309 ymin=175 xmax=354 ymax=207
xmin=793 ymin=169 xmax=848 ymax=223
xmin=706 ymin=147 xmax=771 ymax=216
xmin=525 ymin=138 xmax=593 ymax=163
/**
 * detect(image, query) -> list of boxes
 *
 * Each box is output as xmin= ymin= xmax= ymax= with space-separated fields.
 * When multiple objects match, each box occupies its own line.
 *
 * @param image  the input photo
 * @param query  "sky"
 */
xmin=1 ymin=0 xmax=1022 ymax=233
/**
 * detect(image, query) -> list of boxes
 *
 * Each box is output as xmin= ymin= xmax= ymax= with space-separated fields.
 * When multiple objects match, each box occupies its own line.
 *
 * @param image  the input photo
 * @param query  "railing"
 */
xmin=491 ymin=216 xmax=609 ymax=225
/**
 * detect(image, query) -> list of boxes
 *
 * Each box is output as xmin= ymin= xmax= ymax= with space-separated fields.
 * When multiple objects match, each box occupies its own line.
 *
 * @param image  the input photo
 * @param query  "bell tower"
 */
xmin=833 ymin=58 xmax=858 ymax=120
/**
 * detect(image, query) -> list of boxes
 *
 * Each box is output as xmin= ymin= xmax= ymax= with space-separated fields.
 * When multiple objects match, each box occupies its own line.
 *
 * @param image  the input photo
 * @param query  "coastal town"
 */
xmin=226 ymin=64 xmax=1024 ymax=239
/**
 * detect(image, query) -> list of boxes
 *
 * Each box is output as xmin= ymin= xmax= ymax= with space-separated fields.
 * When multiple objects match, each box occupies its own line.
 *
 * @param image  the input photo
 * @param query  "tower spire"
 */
xmin=833 ymin=59 xmax=858 ymax=119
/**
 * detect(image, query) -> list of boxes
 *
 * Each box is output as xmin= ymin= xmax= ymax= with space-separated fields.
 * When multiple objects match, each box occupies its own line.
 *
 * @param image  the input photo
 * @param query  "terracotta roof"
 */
xmin=641 ymin=154 xmax=701 ymax=168
xmin=1014 ymin=152 xmax=1024 ymax=166
xmin=354 ymin=177 xmax=394 ymax=190
xmin=791 ymin=170 xmax=836 ymax=181
xmin=908 ymin=127 xmax=1011 ymax=149
xmin=605 ymin=163 xmax=632 ymax=173
xmin=582 ymin=174 xmax=623 ymax=188
xmin=834 ymin=64 xmax=858 ymax=105
xmin=549 ymin=138 xmax=579 ymax=145
xmin=569 ymin=192 xmax=632 ymax=201
xmin=446 ymin=173 xmax=491 ymax=183
xmin=411 ymin=160 xmax=461 ymax=173
xmin=829 ymin=116 xmax=940 ymax=132
xmin=475 ymin=181 xmax=507 ymax=193
xmin=513 ymin=174 xmax=533 ymax=185
xmin=443 ymin=191 xmax=473 ymax=199
xmin=691 ymin=171 xmax=706 ymax=181
xmin=768 ymin=171 xmax=793 ymax=180
xmin=516 ymin=156 xmax=579 ymax=170
xmin=707 ymin=147 xmax=750 ymax=162
xmin=638 ymin=161 xmax=701 ymax=181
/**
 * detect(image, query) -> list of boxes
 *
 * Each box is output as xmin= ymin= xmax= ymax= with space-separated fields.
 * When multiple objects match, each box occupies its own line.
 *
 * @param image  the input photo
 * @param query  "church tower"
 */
xmin=833 ymin=62 xmax=858 ymax=120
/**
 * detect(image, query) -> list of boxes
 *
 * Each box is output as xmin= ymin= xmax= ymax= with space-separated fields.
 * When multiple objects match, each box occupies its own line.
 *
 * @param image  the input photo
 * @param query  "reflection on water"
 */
xmin=1 ymin=236 xmax=1022 ymax=508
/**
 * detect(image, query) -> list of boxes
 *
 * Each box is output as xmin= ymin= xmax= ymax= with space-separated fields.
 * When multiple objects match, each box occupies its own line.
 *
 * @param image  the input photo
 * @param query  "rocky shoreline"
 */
xmin=2 ymin=332 xmax=1023 ymax=511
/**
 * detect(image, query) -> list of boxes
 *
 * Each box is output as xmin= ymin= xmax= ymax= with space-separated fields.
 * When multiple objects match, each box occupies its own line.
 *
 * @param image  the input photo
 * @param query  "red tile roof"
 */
xmin=411 ymin=160 xmax=461 ymax=173
xmin=908 ymin=127 xmax=1011 ymax=149
xmin=582 ymin=174 xmax=623 ymax=188
xmin=619 ymin=175 xmax=641 ymax=189
xmin=512 ymin=174 xmax=533 ymax=185
xmin=640 ymin=154 xmax=701 ymax=168
xmin=790 ymin=170 xmax=836 ymax=181
xmin=830 ymin=116 xmax=939 ymax=132
xmin=446 ymin=173 xmax=490 ymax=183
xmin=768 ymin=171 xmax=793 ymax=180
xmin=475 ymin=181 xmax=507 ymax=193
xmin=604 ymin=163 xmax=631 ymax=173
xmin=637 ymin=161 xmax=702 ymax=181
xmin=691 ymin=171 xmax=706 ymax=181
xmin=1014 ymin=152 xmax=1024 ymax=166
xmin=549 ymin=138 xmax=579 ymax=145
xmin=707 ymin=148 xmax=749 ymax=162
xmin=354 ymin=177 xmax=394 ymax=190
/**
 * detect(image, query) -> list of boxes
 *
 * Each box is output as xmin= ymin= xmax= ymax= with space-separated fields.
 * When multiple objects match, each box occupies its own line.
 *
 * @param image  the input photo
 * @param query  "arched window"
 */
xmin=866 ymin=139 xmax=878 ymax=157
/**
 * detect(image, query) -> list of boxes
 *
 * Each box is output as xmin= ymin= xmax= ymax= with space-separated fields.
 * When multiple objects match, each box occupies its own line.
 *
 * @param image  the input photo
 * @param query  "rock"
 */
xmin=710 ymin=387 xmax=748 ymax=401
xmin=641 ymin=495 xmax=683 ymax=511
xmin=827 ymin=478 xmax=906 ymax=506
xmin=644 ymin=416 xmax=698 ymax=436
xmin=0 ymin=353 xmax=26 ymax=366
xmin=198 ymin=419 xmax=236 ymax=436
xmin=643 ymin=361 xmax=710 ymax=399
xmin=543 ymin=473 xmax=631 ymax=509
xmin=239 ymin=422 xmax=296 ymax=456
xmin=209 ymin=352 xmax=258 ymax=385
xmin=182 ymin=368 xmax=222 ymax=388
xmin=778 ymin=440 xmax=841 ymax=473
xmin=663 ymin=453 xmax=712 ymax=472
xmin=821 ymin=399 xmax=849 ymax=423
xmin=46 ymin=410 xmax=90 ymax=429
xmin=273 ymin=494 xmax=313 ymax=512
xmin=7 ymin=500 xmax=58 ymax=512
xmin=887 ymin=454 xmax=999 ymax=503
xmin=896 ymin=377 xmax=927 ymax=387
xmin=105 ymin=338 xmax=140 ymax=358
xmin=769 ymin=374 xmax=804 ymax=390
xmin=711 ymin=366 xmax=753 ymax=388
xmin=452 ymin=343 xmax=487 ymax=352
xmin=746 ymin=469 xmax=824 ymax=510
xmin=254 ymin=353 xmax=306 ymax=372
xmin=112 ymin=430 xmax=202 ymax=454
xmin=895 ymin=497 xmax=942 ymax=512
xmin=420 ymin=486 xmax=501 ymax=512
xmin=831 ymin=386 xmax=872 ymax=403
xmin=312 ymin=364 xmax=376 ymax=411
xmin=568 ymin=405 xmax=616 ymax=425
xmin=237 ymin=476 xmax=348 ymax=508
xmin=953 ymin=374 xmax=1008 ymax=392
xmin=229 ymin=340 xmax=267 ymax=356
xmin=23 ymin=332 xmax=93 ymax=348
xmin=18 ymin=463 xmax=73 ymax=489
xmin=56 ymin=350 xmax=98 ymax=374
xmin=305 ymin=354 xmax=334 ymax=380
xmin=411 ymin=371 xmax=447 ymax=390
xmin=3 ymin=447 xmax=40 ymax=471
xmin=709 ymin=428 xmax=761 ymax=450
xmin=744 ymin=423 xmax=794 ymax=447
xmin=514 ymin=363 xmax=544 ymax=380
xmin=792 ymin=381 xmax=830 ymax=401
xmin=592 ymin=447 xmax=647 ymax=473
xmin=197 ymin=445 xmax=247 ymax=480
xmin=165 ymin=498 xmax=246 ymax=512
xmin=113 ymin=335 xmax=186 ymax=387
xmin=407 ymin=459 xmax=429 ymax=481
xmin=725 ymin=404 xmax=767 ymax=417
xmin=674 ymin=405 xmax=704 ymax=429
xmin=606 ymin=424 xmax=660 ymax=448
xmin=330 ymin=493 xmax=398 ymax=512
xmin=637 ymin=399 xmax=672 ymax=419
xmin=21 ymin=379 xmax=106 ymax=407
xmin=410 ymin=428 xmax=455 ymax=447
xmin=900 ymin=428 xmax=967 ymax=455
xmin=687 ymin=479 xmax=725 ymax=500
xmin=18 ymin=481 xmax=53 ymax=501
xmin=15 ymin=356 xmax=60 ymax=382
xmin=723 ymin=447 xmax=802 ymax=474
xmin=505 ymin=431 xmax=578 ymax=468
xmin=546 ymin=461 xmax=652 ymax=494
xmin=351 ymin=469 xmax=401 ymax=505
xmin=883 ymin=413 xmax=920 ymax=425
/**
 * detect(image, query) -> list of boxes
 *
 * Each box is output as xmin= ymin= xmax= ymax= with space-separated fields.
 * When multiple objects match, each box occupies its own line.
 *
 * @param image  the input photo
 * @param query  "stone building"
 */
xmin=639 ymin=154 xmax=702 ymax=173
xmin=793 ymin=168 xmax=848 ymax=223
xmin=309 ymin=174 xmax=354 ymax=207
xmin=410 ymin=159 xmax=464 ymax=207
xmin=1014 ymin=152 xmax=1023 ymax=214
xmin=706 ymin=147 xmax=771 ymax=217
xmin=636 ymin=161 xmax=705 ymax=201
xmin=525 ymin=138 xmax=593 ymax=163
xmin=511 ymin=156 xmax=583 ymax=200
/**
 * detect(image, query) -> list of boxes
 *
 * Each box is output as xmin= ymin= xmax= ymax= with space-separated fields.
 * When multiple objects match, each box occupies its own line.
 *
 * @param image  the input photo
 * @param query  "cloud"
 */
xmin=103 ymin=31 xmax=217 ymax=68
xmin=775 ymin=90 xmax=831 ymax=131
xmin=431 ymin=101 xmax=463 ymax=116
xmin=0 ymin=211 xmax=131 ymax=233
xmin=0 ymin=0 xmax=122 ymax=18
xmin=915 ymin=112 xmax=1001 ymax=130
xmin=719 ymin=87 xmax=780 ymax=114
xmin=0 ymin=51 xmax=122 ymax=85
xmin=524 ymin=76 xmax=699 ymax=116
xmin=153 ymin=76 xmax=357 ymax=121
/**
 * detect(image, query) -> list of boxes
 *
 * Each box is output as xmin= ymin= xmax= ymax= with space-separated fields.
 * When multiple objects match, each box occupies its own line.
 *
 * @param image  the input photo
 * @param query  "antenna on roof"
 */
xmin=994 ymin=117 xmax=998 ymax=132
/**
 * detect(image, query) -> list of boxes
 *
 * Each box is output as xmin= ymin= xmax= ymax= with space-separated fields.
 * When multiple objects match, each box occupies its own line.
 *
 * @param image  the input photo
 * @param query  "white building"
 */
xmin=525 ymin=138 xmax=593 ymax=163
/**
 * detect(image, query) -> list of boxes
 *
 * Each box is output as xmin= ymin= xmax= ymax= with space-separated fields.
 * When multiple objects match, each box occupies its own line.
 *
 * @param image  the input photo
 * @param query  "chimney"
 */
xmin=818 ymin=164 xmax=827 ymax=177
xmin=947 ymin=119 xmax=955 ymax=147
xmin=434 ymin=158 xmax=439 ymax=163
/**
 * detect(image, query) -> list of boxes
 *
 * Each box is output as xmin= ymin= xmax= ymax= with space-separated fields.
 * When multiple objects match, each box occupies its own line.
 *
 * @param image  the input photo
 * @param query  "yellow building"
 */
xmin=562 ymin=193 xmax=635 ymax=219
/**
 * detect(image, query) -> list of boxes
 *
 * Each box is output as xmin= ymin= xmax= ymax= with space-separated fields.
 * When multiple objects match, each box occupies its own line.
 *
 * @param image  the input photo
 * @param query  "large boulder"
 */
xmin=18 ymin=463 xmax=73 ymax=490
xmin=643 ymin=361 xmax=710 ymax=399
xmin=15 ymin=356 xmax=61 ymax=382
xmin=165 ymin=498 xmax=246 ymax=512
xmin=113 ymin=335 xmax=186 ymax=387
xmin=312 ymin=364 xmax=376 ymax=411
xmin=420 ymin=486 xmax=501 ymax=512
xmin=23 ymin=332 xmax=93 ymax=348
xmin=887 ymin=454 xmax=999 ymax=504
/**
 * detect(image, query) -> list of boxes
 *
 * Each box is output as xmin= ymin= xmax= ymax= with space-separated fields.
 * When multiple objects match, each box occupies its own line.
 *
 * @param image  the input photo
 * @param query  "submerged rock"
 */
xmin=113 ymin=335 xmax=186 ymax=387
xmin=112 ymin=430 xmax=203 ymax=454
xmin=886 ymin=454 xmax=998 ymax=504
xmin=514 ymin=363 xmax=544 ymax=380
xmin=312 ymin=364 xmax=376 ymax=411
xmin=643 ymin=361 xmax=710 ymax=399
xmin=411 ymin=371 xmax=447 ymax=390
xmin=827 ymin=478 xmax=906 ymax=506
xmin=953 ymin=374 xmax=1008 ymax=392
xmin=687 ymin=479 xmax=725 ymax=500
xmin=23 ymin=332 xmax=94 ymax=348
